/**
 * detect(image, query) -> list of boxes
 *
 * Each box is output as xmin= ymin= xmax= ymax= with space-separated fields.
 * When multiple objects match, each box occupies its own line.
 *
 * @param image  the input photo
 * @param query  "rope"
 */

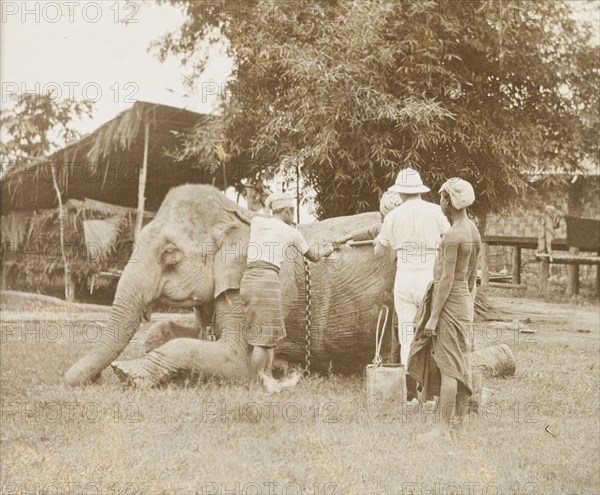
xmin=303 ymin=256 xmax=312 ymax=375
xmin=372 ymin=306 xmax=389 ymax=366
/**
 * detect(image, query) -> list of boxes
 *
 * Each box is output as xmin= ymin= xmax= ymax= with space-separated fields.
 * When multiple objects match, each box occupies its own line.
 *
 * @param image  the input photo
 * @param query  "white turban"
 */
xmin=265 ymin=191 xmax=294 ymax=211
xmin=379 ymin=190 xmax=403 ymax=217
xmin=439 ymin=178 xmax=475 ymax=210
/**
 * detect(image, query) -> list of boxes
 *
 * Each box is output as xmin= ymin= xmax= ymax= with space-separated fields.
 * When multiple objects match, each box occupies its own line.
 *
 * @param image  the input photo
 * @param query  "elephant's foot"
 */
xmin=111 ymin=360 xmax=155 ymax=388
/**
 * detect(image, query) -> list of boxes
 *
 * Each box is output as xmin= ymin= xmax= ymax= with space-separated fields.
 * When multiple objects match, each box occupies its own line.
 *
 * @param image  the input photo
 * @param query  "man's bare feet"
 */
xmin=259 ymin=371 xmax=283 ymax=394
xmin=278 ymin=370 xmax=302 ymax=389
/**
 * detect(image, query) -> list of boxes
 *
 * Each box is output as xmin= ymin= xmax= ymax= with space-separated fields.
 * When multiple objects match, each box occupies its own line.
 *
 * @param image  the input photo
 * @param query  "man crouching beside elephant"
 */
xmin=242 ymin=192 xmax=335 ymax=393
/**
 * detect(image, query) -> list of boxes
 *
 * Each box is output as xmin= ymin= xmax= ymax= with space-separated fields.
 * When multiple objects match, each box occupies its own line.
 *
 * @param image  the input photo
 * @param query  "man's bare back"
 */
xmin=433 ymin=218 xmax=481 ymax=284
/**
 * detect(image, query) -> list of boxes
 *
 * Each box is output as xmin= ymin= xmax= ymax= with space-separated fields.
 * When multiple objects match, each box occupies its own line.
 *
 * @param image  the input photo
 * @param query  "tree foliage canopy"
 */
xmin=0 ymin=92 xmax=93 ymax=176
xmin=157 ymin=0 xmax=599 ymax=219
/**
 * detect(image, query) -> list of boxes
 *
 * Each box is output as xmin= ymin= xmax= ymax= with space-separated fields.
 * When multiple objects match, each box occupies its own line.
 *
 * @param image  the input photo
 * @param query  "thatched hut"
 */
xmin=1 ymin=101 xmax=236 ymax=301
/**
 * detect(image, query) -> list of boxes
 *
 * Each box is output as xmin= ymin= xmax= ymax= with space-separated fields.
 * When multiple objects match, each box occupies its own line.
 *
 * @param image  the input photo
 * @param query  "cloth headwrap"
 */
xmin=439 ymin=178 xmax=475 ymax=210
xmin=379 ymin=190 xmax=403 ymax=217
xmin=265 ymin=191 xmax=294 ymax=211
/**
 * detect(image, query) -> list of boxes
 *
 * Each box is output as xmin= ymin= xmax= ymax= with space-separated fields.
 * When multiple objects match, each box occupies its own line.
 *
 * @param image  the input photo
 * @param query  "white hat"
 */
xmin=379 ymin=190 xmax=403 ymax=217
xmin=439 ymin=178 xmax=475 ymax=210
xmin=265 ymin=191 xmax=294 ymax=211
xmin=388 ymin=168 xmax=430 ymax=194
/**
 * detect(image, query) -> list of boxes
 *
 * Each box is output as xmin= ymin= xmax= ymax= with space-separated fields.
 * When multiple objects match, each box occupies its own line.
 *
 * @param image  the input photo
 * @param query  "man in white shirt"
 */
xmin=241 ymin=191 xmax=334 ymax=393
xmin=374 ymin=168 xmax=450 ymax=398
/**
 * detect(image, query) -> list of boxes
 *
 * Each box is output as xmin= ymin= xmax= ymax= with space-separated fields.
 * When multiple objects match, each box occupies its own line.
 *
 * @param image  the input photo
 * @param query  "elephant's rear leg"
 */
xmin=144 ymin=308 xmax=204 ymax=354
xmin=144 ymin=320 xmax=200 ymax=354
xmin=112 ymin=339 xmax=251 ymax=388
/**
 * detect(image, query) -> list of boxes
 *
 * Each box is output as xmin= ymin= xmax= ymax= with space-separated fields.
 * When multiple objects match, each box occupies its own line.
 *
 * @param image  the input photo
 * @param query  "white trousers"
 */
xmin=394 ymin=257 xmax=435 ymax=365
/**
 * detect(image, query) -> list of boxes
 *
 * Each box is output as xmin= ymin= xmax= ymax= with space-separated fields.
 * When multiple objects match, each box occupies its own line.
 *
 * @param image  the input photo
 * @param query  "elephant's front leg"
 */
xmin=113 ymin=290 xmax=250 ymax=387
xmin=112 ymin=339 xmax=251 ymax=388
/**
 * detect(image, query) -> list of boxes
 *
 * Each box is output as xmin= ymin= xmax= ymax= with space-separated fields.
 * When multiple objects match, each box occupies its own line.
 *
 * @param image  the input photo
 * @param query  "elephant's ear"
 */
xmin=213 ymin=221 xmax=249 ymax=299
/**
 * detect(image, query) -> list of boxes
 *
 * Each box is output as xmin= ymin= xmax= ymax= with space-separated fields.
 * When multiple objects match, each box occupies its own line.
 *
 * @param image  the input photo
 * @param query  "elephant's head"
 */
xmin=65 ymin=185 xmax=254 ymax=385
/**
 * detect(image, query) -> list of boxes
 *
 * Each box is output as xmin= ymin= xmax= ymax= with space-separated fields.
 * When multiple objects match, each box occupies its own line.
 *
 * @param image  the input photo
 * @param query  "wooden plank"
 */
xmin=512 ymin=246 xmax=521 ymax=285
xmin=482 ymin=235 xmax=569 ymax=250
xmin=488 ymin=282 xmax=527 ymax=289
xmin=535 ymin=253 xmax=600 ymax=265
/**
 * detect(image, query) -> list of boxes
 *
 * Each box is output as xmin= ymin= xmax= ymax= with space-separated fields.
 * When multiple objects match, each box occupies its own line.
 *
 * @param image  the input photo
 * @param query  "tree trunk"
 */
xmin=50 ymin=166 xmax=73 ymax=302
xmin=134 ymin=122 xmax=150 ymax=243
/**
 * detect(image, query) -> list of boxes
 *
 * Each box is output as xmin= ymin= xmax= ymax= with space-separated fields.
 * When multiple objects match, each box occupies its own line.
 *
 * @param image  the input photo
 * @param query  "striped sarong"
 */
xmin=240 ymin=261 xmax=286 ymax=347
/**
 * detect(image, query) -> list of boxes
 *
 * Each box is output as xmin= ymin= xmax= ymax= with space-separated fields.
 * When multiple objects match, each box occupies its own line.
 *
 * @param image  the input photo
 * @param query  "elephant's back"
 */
xmin=278 ymin=225 xmax=395 ymax=373
xmin=298 ymin=211 xmax=381 ymax=245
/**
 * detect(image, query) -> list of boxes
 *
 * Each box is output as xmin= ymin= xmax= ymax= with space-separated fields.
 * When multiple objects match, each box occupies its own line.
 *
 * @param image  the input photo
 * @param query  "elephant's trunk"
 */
xmin=65 ymin=261 xmax=155 ymax=386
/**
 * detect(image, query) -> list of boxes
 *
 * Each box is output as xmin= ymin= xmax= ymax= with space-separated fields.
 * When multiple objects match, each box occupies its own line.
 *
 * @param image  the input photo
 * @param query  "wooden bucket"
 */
xmin=365 ymin=306 xmax=407 ymax=417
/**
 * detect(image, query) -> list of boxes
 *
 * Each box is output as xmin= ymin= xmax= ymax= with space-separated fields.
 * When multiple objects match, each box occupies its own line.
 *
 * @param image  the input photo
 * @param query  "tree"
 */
xmin=156 ymin=0 xmax=599 ymax=219
xmin=0 ymin=92 xmax=93 ymax=176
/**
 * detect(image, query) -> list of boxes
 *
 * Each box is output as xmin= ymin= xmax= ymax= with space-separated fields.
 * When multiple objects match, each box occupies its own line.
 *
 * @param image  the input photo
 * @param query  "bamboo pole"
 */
xmin=50 ymin=166 xmax=73 ymax=302
xmin=134 ymin=122 xmax=150 ymax=243
xmin=296 ymin=162 xmax=301 ymax=224
xmin=481 ymin=242 xmax=490 ymax=286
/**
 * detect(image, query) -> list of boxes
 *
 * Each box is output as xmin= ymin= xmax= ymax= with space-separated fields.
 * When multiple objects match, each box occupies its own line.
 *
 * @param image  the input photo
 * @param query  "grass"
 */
xmin=1 ymin=296 xmax=599 ymax=495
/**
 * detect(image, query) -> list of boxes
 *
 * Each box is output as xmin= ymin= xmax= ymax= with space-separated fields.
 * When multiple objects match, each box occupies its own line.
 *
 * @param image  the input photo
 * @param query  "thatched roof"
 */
xmin=1 ymin=101 xmax=234 ymax=213
xmin=1 ymin=198 xmax=155 ymax=291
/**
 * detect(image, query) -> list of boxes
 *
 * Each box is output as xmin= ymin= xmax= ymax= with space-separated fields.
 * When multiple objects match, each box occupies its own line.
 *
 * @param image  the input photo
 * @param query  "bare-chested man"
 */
xmin=407 ymin=178 xmax=481 ymax=442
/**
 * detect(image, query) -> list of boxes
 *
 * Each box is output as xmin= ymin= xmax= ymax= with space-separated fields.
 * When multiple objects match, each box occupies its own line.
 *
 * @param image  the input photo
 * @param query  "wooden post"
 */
xmin=134 ymin=122 xmax=150 ymax=243
xmin=50 ymin=166 xmax=74 ymax=302
xmin=512 ymin=246 xmax=521 ymax=285
xmin=567 ymin=246 xmax=580 ymax=296
xmin=481 ymin=242 xmax=490 ymax=286
xmin=596 ymin=251 xmax=600 ymax=299
xmin=539 ymin=258 xmax=549 ymax=296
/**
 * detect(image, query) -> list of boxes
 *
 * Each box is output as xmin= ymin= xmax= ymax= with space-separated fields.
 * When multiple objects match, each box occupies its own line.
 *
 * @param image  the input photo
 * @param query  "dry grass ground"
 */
xmin=1 ymin=294 xmax=598 ymax=495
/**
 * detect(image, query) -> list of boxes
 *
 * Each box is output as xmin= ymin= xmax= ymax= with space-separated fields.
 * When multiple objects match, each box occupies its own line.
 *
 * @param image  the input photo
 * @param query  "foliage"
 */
xmin=0 ymin=92 xmax=93 ymax=176
xmin=156 ymin=0 xmax=599 ymax=219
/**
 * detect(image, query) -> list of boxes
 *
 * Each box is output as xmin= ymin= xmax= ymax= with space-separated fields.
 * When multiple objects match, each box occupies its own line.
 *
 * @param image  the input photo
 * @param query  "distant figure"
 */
xmin=374 ymin=168 xmax=450 ymax=400
xmin=408 ymin=178 xmax=481 ymax=443
xmin=537 ymin=205 xmax=563 ymax=261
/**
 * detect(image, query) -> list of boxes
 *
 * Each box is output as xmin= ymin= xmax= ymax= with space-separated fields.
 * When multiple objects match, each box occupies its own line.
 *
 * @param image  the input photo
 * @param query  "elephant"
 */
xmin=64 ymin=184 xmax=396 ymax=387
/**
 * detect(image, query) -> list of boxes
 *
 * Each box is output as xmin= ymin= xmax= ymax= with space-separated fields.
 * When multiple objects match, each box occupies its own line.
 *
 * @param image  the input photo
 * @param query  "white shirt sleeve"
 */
xmin=375 ymin=214 xmax=392 ymax=248
xmin=292 ymin=229 xmax=310 ymax=255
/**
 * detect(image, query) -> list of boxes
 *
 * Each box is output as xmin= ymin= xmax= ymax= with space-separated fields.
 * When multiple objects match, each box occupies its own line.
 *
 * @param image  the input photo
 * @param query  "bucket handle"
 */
xmin=372 ymin=306 xmax=389 ymax=366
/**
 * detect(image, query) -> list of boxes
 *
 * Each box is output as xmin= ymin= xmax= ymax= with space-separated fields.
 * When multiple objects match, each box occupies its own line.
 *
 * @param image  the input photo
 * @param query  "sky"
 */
xmin=1 ymin=0 xmax=232 ymax=134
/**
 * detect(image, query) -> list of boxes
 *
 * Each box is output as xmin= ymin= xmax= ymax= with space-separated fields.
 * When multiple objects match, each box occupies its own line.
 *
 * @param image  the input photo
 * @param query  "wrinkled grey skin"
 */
xmin=65 ymin=184 xmax=395 ymax=387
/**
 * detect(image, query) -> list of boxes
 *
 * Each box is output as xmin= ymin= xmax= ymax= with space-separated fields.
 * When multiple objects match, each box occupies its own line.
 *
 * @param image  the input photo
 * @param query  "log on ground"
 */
xmin=471 ymin=344 xmax=516 ymax=378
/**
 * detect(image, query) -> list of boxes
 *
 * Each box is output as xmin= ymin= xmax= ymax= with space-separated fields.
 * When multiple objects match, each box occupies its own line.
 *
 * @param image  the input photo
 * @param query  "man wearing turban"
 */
xmin=240 ymin=191 xmax=335 ymax=393
xmin=407 ymin=178 xmax=481 ymax=442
